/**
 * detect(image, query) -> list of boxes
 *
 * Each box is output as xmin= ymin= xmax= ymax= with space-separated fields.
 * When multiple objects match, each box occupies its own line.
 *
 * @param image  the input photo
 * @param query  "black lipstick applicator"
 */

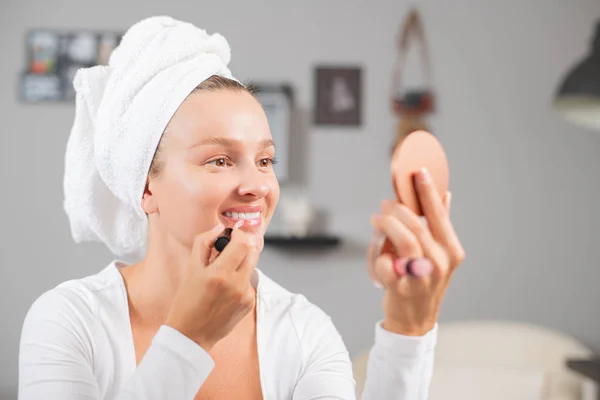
xmin=214 ymin=228 xmax=233 ymax=252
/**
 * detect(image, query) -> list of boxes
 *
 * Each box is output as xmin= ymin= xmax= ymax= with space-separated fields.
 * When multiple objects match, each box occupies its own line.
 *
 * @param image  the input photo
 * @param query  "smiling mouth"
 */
xmin=222 ymin=211 xmax=261 ymax=220
xmin=221 ymin=211 xmax=262 ymax=227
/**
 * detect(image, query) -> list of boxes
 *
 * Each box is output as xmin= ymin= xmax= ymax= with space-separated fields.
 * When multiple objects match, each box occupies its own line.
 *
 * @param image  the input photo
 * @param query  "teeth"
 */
xmin=224 ymin=211 xmax=261 ymax=220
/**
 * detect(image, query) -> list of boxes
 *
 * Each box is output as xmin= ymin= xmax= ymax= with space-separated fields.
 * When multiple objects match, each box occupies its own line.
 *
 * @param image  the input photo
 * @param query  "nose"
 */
xmin=236 ymin=165 xmax=271 ymax=199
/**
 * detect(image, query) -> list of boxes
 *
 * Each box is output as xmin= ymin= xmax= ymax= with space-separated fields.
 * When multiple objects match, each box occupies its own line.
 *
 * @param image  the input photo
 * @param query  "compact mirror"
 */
xmin=391 ymin=130 xmax=448 ymax=216
xmin=369 ymin=130 xmax=449 ymax=285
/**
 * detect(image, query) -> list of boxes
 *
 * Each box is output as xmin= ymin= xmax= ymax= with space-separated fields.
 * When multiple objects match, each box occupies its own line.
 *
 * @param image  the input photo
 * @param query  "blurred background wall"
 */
xmin=1 ymin=0 xmax=600 ymax=397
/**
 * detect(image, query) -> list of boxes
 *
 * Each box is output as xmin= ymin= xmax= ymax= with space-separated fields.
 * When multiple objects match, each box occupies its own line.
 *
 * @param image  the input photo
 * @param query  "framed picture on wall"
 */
xmin=26 ymin=30 xmax=60 ymax=75
xmin=20 ymin=29 xmax=122 ymax=103
xmin=314 ymin=66 xmax=362 ymax=126
xmin=251 ymin=83 xmax=293 ymax=183
xmin=20 ymin=73 xmax=62 ymax=102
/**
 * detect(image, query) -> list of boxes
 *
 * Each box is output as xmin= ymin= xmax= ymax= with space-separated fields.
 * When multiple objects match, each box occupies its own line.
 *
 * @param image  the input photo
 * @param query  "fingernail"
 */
xmin=381 ymin=199 xmax=393 ymax=208
xmin=447 ymin=191 xmax=453 ymax=210
xmin=370 ymin=230 xmax=385 ymax=247
xmin=418 ymin=167 xmax=431 ymax=183
xmin=233 ymin=220 xmax=245 ymax=230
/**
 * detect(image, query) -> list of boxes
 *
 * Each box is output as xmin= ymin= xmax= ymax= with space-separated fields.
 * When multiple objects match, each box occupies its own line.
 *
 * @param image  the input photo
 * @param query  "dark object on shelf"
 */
xmin=566 ymin=358 xmax=600 ymax=399
xmin=264 ymin=234 xmax=341 ymax=249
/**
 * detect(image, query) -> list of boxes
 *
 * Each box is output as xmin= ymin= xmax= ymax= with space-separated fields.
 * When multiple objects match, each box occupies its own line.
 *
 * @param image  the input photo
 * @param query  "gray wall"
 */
xmin=2 ymin=0 xmax=600 ymax=396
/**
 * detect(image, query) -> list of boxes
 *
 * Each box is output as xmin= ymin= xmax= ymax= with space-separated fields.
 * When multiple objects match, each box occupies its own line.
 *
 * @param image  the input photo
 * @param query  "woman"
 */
xmin=18 ymin=16 xmax=465 ymax=400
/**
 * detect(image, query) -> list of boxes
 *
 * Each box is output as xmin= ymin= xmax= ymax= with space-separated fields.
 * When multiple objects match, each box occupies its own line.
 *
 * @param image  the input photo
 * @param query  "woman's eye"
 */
xmin=209 ymin=157 xmax=228 ymax=167
xmin=258 ymin=158 xmax=278 ymax=168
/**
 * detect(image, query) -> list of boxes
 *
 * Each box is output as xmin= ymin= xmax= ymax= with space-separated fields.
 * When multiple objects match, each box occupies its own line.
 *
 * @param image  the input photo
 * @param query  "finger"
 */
xmin=236 ymin=243 xmax=260 ymax=282
xmin=380 ymin=199 xmax=457 ymax=282
xmin=212 ymin=228 xmax=255 ymax=272
xmin=192 ymin=223 xmax=226 ymax=267
xmin=375 ymin=254 xmax=430 ymax=297
xmin=414 ymin=172 xmax=465 ymax=269
xmin=413 ymin=168 xmax=454 ymax=245
xmin=367 ymin=230 xmax=387 ymax=288
xmin=255 ymin=233 xmax=265 ymax=253
xmin=443 ymin=191 xmax=452 ymax=214
xmin=371 ymin=213 xmax=423 ymax=259
xmin=380 ymin=200 xmax=438 ymax=260
xmin=372 ymin=252 xmax=397 ymax=289
xmin=397 ymin=266 xmax=432 ymax=297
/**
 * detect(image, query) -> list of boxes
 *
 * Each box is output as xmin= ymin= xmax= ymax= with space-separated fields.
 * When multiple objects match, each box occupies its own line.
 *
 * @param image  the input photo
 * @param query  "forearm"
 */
xmin=19 ymin=325 xmax=214 ymax=400
xmin=360 ymin=321 xmax=437 ymax=400
xmin=115 ymin=325 xmax=214 ymax=400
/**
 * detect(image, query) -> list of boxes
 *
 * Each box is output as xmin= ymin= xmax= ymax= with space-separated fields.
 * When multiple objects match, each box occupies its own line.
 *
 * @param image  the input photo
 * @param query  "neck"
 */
xmin=120 ymin=233 xmax=260 ymax=329
xmin=120 ymin=234 xmax=190 ymax=327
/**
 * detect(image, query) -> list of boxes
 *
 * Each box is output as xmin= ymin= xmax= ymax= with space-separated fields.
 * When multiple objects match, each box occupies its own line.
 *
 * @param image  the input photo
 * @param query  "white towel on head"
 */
xmin=63 ymin=16 xmax=239 ymax=260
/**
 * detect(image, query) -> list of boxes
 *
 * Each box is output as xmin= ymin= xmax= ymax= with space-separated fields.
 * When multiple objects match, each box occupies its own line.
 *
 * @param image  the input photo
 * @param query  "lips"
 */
xmin=223 ymin=211 xmax=260 ymax=220
xmin=221 ymin=208 xmax=263 ymax=227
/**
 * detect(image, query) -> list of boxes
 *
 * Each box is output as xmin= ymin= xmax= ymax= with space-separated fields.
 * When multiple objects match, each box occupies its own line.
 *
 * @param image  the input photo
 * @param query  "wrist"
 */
xmin=164 ymin=319 xmax=215 ymax=352
xmin=382 ymin=318 xmax=435 ymax=336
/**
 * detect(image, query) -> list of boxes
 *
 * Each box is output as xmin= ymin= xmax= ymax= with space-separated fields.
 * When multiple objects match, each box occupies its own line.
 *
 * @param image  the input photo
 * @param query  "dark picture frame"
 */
xmin=251 ymin=83 xmax=294 ymax=183
xmin=20 ymin=29 xmax=122 ymax=103
xmin=314 ymin=66 xmax=362 ymax=126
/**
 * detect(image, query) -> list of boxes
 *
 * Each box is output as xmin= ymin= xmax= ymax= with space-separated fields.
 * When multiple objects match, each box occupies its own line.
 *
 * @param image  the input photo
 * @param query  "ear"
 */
xmin=141 ymin=178 xmax=159 ymax=215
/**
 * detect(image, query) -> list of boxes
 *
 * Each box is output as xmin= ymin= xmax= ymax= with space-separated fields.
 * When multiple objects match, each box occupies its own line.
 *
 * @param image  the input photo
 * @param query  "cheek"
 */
xmin=160 ymin=168 xmax=228 ymax=241
xmin=266 ymin=176 xmax=280 ymax=213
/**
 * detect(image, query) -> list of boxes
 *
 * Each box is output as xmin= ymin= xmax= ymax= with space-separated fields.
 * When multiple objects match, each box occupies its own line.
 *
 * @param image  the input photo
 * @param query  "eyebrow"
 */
xmin=189 ymin=137 xmax=275 ymax=150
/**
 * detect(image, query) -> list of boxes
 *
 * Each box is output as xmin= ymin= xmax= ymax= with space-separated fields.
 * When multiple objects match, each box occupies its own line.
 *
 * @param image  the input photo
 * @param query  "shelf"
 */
xmin=264 ymin=234 xmax=341 ymax=249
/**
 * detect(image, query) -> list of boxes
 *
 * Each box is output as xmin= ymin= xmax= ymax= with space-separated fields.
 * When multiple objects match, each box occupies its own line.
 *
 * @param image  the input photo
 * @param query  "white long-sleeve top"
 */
xmin=19 ymin=261 xmax=436 ymax=399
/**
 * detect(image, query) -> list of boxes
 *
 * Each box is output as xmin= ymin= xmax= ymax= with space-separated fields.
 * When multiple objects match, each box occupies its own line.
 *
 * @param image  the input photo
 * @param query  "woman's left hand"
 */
xmin=368 ymin=167 xmax=466 ymax=336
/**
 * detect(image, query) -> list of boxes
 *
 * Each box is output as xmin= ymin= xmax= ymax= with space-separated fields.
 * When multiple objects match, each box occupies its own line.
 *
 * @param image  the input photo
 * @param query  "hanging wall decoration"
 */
xmin=390 ymin=7 xmax=436 ymax=153
xmin=20 ymin=29 xmax=122 ymax=103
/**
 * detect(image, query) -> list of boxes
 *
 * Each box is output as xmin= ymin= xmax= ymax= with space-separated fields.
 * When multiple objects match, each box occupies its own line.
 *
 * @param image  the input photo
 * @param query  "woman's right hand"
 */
xmin=165 ymin=223 xmax=261 ymax=352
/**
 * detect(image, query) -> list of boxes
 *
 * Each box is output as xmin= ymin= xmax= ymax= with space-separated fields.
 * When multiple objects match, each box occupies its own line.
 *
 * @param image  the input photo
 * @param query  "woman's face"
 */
xmin=144 ymin=89 xmax=279 ymax=250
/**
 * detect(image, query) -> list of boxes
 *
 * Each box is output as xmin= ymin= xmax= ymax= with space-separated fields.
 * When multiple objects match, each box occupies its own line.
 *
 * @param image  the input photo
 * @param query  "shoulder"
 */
xmin=25 ymin=262 xmax=121 ymax=318
xmin=21 ymin=262 xmax=123 ymax=348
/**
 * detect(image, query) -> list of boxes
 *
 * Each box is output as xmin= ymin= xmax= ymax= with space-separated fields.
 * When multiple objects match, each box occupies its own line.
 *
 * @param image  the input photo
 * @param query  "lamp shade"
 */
xmin=553 ymin=20 xmax=600 ymax=131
